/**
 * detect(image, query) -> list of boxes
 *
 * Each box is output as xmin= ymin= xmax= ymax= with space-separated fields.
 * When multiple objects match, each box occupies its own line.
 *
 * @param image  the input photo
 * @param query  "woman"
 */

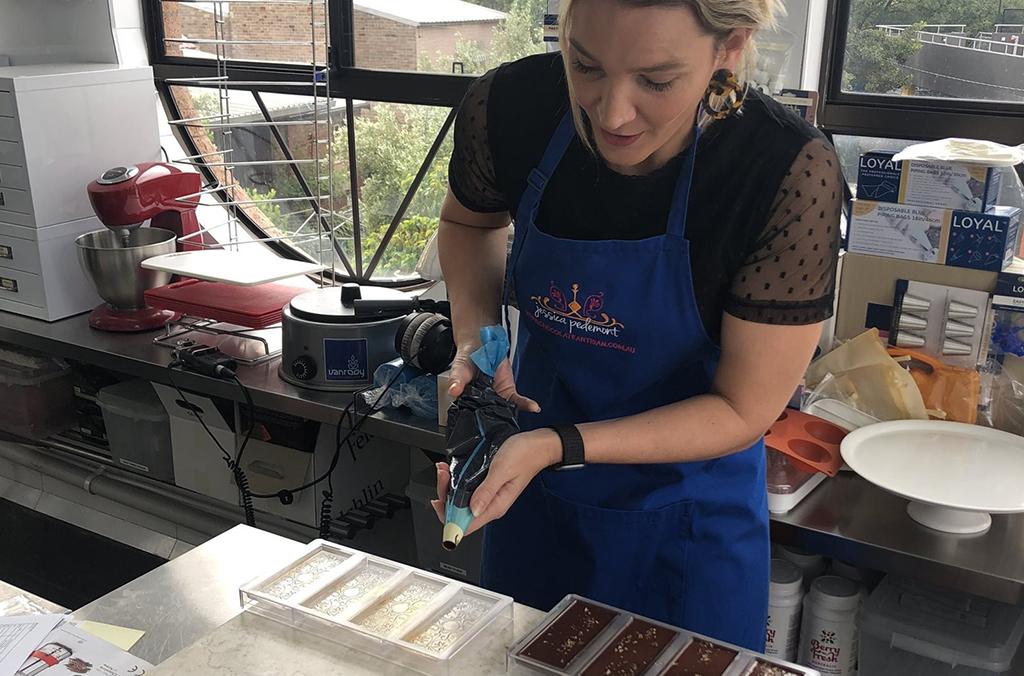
xmin=433 ymin=0 xmax=842 ymax=650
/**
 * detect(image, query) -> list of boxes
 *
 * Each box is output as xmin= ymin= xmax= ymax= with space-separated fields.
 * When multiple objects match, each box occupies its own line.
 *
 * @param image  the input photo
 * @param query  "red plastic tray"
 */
xmin=145 ymin=279 xmax=306 ymax=328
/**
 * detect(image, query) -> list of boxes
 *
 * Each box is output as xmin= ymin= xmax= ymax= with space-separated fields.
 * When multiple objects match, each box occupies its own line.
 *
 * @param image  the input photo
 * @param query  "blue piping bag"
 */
xmin=442 ymin=326 xmax=519 ymax=550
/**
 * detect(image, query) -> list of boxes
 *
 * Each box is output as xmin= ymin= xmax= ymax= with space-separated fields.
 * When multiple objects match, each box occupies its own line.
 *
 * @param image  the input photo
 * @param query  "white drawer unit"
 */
xmin=0 ymin=63 xmax=159 ymax=229
xmin=0 ymin=163 xmax=29 ymax=190
xmin=0 ymin=90 xmax=15 ymax=117
xmin=0 ymin=217 xmax=103 ymax=320
xmin=0 ymin=139 xmax=23 ymax=167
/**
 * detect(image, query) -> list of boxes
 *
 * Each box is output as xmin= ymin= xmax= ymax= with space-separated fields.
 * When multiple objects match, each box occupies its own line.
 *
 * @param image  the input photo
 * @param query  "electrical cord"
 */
xmin=165 ymin=361 xmax=257 ymax=526
xmin=169 ymin=339 xmax=429 ymax=539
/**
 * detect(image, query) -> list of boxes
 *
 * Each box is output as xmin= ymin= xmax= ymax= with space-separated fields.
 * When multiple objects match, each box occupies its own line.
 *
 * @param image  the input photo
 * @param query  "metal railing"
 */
xmin=877 ymin=24 xmax=1024 ymax=57
xmin=994 ymin=24 xmax=1024 ymax=34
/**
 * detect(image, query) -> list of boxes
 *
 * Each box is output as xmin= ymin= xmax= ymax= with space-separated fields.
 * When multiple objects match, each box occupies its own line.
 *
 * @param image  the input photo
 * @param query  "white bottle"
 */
xmin=765 ymin=558 xmax=804 ymax=662
xmin=798 ymin=575 xmax=860 ymax=676
xmin=778 ymin=545 xmax=826 ymax=590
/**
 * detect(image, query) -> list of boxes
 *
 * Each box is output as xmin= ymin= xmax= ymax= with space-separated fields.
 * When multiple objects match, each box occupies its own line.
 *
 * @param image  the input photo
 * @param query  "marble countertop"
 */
xmin=0 ymin=579 xmax=67 ymax=615
xmin=148 ymin=603 xmax=544 ymax=675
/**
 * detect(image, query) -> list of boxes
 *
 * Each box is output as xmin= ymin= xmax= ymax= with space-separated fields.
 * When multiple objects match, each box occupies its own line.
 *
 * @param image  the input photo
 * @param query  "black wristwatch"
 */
xmin=547 ymin=425 xmax=586 ymax=470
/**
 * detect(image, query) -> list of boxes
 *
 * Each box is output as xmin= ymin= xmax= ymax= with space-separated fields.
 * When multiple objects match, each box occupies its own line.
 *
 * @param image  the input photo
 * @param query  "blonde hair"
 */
xmin=558 ymin=0 xmax=784 ymax=142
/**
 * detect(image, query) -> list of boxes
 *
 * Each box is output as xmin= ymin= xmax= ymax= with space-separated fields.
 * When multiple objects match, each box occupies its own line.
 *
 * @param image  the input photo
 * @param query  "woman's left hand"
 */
xmin=431 ymin=428 xmax=560 ymax=535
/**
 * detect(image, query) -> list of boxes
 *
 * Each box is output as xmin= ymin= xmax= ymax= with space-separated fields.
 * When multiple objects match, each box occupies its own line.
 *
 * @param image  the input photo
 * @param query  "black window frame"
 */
xmin=817 ymin=0 xmax=1024 ymax=146
xmin=142 ymin=0 xmax=477 ymax=284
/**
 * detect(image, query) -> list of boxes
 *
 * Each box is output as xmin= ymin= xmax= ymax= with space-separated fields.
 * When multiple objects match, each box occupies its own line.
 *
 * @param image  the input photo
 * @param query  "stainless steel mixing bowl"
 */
xmin=75 ymin=227 xmax=178 ymax=310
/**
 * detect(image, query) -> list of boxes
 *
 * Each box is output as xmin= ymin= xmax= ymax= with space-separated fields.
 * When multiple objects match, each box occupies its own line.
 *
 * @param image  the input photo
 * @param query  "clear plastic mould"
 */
xmin=239 ymin=540 xmax=513 ymax=676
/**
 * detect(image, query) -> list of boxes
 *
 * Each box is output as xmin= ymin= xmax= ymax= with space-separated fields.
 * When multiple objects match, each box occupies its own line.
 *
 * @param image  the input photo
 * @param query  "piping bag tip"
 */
xmin=443 ymin=504 xmax=473 ymax=550
xmin=442 ymin=522 xmax=464 ymax=550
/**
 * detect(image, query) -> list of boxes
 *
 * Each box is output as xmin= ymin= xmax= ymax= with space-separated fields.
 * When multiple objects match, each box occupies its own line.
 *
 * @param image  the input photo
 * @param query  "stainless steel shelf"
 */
xmin=0 ymin=311 xmax=446 ymax=451
xmin=772 ymin=472 xmax=1024 ymax=604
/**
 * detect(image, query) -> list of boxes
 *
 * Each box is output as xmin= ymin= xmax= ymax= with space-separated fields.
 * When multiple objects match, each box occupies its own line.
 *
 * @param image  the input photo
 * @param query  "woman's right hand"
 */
xmin=446 ymin=348 xmax=541 ymax=413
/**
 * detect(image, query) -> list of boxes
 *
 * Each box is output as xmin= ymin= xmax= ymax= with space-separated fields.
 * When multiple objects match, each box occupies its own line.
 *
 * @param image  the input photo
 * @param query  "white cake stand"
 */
xmin=841 ymin=421 xmax=1024 ymax=534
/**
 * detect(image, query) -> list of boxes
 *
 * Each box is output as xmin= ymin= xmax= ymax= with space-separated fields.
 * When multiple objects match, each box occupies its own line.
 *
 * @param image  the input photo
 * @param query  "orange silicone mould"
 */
xmin=765 ymin=409 xmax=846 ymax=477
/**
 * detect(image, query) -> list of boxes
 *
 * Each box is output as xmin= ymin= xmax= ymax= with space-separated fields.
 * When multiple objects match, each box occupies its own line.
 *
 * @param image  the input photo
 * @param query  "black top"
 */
xmin=448 ymin=52 xmax=843 ymax=344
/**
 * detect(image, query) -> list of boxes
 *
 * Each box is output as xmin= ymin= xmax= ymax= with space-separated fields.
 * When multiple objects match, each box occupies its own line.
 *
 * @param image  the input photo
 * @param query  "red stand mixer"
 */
xmin=77 ymin=163 xmax=206 ymax=331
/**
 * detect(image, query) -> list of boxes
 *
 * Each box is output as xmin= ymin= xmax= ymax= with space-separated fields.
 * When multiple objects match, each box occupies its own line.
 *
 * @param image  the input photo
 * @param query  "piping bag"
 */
xmin=442 ymin=326 xmax=519 ymax=550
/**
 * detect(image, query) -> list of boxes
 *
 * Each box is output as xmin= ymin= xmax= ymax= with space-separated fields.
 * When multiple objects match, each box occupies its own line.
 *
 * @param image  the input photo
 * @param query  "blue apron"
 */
xmin=481 ymin=112 xmax=770 ymax=651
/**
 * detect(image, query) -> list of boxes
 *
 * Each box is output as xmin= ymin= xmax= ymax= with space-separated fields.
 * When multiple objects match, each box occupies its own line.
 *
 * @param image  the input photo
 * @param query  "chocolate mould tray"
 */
xmin=509 ymin=594 xmax=818 ymax=676
xmin=239 ymin=540 xmax=513 ymax=676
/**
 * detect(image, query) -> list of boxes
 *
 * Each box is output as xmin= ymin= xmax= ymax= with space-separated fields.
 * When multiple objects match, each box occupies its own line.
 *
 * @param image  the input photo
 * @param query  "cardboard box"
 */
xmin=990 ymin=272 xmax=1024 ymax=361
xmin=834 ymin=252 xmax=1021 ymax=341
xmin=848 ymin=200 xmax=1020 ymax=273
xmin=855 ymin=150 xmax=1003 ymax=211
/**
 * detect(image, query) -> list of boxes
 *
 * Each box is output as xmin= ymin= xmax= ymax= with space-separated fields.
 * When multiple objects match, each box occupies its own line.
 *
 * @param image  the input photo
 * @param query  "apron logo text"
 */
xmin=527 ymin=281 xmax=635 ymax=353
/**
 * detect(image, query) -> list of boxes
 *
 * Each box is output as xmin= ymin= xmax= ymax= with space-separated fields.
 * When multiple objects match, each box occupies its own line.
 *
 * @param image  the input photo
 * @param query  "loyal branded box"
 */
xmin=848 ymin=200 xmax=1020 ymax=273
xmin=855 ymin=150 xmax=1003 ymax=212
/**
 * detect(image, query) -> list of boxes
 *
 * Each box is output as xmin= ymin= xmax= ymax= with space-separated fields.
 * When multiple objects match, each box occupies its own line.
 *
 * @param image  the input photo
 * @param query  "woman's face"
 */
xmin=567 ymin=0 xmax=744 ymax=173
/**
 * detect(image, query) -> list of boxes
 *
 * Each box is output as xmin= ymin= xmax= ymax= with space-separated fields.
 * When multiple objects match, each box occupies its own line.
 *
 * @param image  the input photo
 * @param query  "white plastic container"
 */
xmin=0 ymin=343 xmax=75 ymax=439
xmin=97 ymin=379 xmax=174 ymax=482
xmin=778 ymin=545 xmax=827 ymax=590
xmin=799 ymin=575 xmax=860 ymax=676
xmin=767 ymin=558 xmax=804 ymax=663
xmin=859 ymin=577 xmax=1024 ymax=676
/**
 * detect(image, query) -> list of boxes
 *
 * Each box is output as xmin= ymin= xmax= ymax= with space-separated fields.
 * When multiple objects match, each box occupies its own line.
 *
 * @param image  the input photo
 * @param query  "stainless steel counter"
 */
xmin=3 ymin=310 xmax=1024 ymax=605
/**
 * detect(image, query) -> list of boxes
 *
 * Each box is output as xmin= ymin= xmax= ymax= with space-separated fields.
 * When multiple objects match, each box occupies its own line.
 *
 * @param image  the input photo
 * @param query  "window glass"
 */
xmin=842 ymin=1 xmax=1024 ymax=102
xmin=353 ymin=0 xmax=546 ymax=74
xmin=169 ymin=86 xmax=348 ymax=264
xmin=352 ymin=102 xmax=454 ymax=280
xmin=161 ymin=1 xmax=328 ymax=65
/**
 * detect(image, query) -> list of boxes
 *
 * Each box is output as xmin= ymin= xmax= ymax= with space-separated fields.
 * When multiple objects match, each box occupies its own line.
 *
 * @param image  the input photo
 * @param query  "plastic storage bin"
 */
xmin=239 ymin=540 xmax=514 ymax=676
xmin=0 ymin=343 xmax=75 ymax=439
xmin=97 ymin=379 xmax=174 ymax=482
xmin=859 ymin=576 xmax=1024 ymax=676
xmin=406 ymin=465 xmax=483 ymax=584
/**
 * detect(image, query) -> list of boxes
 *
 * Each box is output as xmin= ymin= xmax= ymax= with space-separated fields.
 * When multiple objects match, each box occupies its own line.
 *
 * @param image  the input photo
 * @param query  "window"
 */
xmin=161 ymin=1 xmax=328 ymax=65
xmin=148 ymin=0 xmax=478 ymax=283
xmin=818 ymin=0 xmax=1024 ymax=144
xmin=352 ymin=0 xmax=547 ymax=75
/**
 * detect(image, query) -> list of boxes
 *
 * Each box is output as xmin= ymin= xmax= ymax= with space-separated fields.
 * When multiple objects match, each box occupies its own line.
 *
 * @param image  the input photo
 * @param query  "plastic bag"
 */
xmin=362 ymin=359 xmax=438 ymax=420
xmin=887 ymin=348 xmax=980 ymax=424
xmin=443 ymin=326 xmax=519 ymax=549
xmin=978 ymin=355 xmax=1024 ymax=437
xmin=892 ymin=139 xmax=1024 ymax=167
xmin=804 ymin=329 xmax=929 ymax=421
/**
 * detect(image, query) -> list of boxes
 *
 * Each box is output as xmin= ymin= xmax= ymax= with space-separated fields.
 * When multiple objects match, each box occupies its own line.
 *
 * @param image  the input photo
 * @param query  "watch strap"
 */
xmin=548 ymin=425 xmax=585 ymax=470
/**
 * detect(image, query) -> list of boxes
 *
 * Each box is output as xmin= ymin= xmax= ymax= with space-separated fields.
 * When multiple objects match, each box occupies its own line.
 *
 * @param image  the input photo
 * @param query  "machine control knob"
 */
xmin=340 ymin=283 xmax=362 ymax=307
xmin=291 ymin=355 xmax=317 ymax=380
xmin=96 ymin=165 xmax=139 ymax=185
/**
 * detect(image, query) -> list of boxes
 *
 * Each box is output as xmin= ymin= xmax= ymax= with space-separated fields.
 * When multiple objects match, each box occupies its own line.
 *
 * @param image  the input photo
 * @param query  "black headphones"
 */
xmin=352 ymin=293 xmax=456 ymax=375
xmin=396 ymin=311 xmax=456 ymax=375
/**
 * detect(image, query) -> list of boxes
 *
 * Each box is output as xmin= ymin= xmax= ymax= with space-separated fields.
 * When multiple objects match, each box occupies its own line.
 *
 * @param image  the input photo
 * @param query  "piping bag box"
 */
xmin=847 ymin=200 xmax=1020 ymax=273
xmin=855 ymin=150 xmax=1002 ymax=211
xmin=443 ymin=326 xmax=519 ymax=550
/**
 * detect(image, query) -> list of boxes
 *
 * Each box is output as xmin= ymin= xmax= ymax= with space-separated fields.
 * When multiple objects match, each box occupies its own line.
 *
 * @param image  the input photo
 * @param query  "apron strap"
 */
xmin=508 ymin=110 xmax=577 ymax=309
xmin=665 ymin=125 xmax=702 ymax=242
xmin=515 ymin=111 xmax=577 ymax=223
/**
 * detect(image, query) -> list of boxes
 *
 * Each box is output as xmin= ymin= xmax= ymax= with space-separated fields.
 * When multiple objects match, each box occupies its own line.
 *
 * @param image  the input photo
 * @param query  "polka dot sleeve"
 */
xmin=725 ymin=137 xmax=843 ymax=325
xmin=447 ymin=68 xmax=508 ymax=214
